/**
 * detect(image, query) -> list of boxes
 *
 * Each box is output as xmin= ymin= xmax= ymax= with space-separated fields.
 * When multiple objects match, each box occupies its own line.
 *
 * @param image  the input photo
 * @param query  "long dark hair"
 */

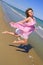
xmin=25 ymin=8 xmax=33 ymax=18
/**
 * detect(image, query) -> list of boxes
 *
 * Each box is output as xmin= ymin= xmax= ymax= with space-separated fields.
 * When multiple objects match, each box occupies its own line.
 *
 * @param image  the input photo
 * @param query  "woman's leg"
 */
xmin=2 ymin=31 xmax=14 ymax=35
xmin=13 ymin=39 xmax=27 ymax=45
xmin=2 ymin=31 xmax=20 ymax=37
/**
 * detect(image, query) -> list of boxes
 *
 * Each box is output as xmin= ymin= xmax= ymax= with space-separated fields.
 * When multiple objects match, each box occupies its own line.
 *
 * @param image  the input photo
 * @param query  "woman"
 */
xmin=2 ymin=8 xmax=36 ymax=45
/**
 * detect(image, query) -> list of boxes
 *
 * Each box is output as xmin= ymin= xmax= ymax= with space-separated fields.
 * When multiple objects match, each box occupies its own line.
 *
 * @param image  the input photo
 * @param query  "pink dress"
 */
xmin=9 ymin=20 xmax=36 ymax=39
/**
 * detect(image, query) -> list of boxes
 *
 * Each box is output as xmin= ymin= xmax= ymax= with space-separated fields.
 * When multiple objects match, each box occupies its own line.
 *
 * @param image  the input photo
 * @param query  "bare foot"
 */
xmin=2 ymin=31 xmax=8 ymax=34
xmin=13 ymin=41 xmax=18 ymax=44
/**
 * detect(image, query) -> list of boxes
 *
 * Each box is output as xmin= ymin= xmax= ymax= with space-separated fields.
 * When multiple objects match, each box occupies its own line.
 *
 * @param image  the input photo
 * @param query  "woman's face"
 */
xmin=28 ymin=10 xmax=34 ymax=17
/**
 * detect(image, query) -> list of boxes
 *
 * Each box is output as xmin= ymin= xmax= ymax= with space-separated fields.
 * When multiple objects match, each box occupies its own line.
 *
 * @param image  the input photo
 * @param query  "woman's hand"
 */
xmin=9 ymin=22 xmax=16 ymax=27
xmin=9 ymin=22 xmax=15 ymax=25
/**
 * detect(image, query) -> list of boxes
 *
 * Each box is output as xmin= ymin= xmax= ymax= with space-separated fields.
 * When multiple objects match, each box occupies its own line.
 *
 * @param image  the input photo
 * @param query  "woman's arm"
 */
xmin=17 ymin=17 xmax=30 ymax=24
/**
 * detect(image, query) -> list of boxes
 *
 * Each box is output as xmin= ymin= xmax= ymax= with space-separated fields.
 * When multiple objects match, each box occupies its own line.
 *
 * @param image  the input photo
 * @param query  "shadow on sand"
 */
xmin=9 ymin=44 xmax=33 ymax=53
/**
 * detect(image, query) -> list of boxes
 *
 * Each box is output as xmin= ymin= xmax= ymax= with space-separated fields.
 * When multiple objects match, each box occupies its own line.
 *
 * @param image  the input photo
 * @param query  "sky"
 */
xmin=3 ymin=0 xmax=43 ymax=20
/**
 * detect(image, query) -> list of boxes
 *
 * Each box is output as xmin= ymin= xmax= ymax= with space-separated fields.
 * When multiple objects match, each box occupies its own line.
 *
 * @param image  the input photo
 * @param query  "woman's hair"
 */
xmin=25 ymin=8 xmax=33 ymax=18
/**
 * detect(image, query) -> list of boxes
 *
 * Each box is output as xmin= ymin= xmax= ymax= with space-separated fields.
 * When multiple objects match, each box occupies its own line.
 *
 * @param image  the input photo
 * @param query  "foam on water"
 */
xmin=36 ymin=26 xmax=43 ymax=38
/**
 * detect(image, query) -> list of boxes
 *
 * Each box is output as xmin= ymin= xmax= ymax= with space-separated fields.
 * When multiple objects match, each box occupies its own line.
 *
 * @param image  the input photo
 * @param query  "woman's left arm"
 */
xmin=17 ymin=17 xmax=30 ymax=24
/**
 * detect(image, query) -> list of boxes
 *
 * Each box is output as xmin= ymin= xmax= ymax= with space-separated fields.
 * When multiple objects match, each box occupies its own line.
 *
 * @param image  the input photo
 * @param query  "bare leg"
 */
xmin=2 ymin=31 xmax=20 ymax=37
xmin=13 ymin=39 xmax=27 ymax=45
xmin=2 ymin=31 xmax=14 ymax=35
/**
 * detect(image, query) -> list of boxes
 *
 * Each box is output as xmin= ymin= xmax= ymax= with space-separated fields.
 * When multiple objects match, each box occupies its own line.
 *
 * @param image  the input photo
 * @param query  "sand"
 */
xmin=0 ymin=5 xmax=43 ymax=65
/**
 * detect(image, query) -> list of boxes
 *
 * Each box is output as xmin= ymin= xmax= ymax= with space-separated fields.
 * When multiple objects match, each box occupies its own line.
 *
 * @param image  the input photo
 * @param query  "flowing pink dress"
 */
xmin=9 ymin=20 xmax=36 ymax=39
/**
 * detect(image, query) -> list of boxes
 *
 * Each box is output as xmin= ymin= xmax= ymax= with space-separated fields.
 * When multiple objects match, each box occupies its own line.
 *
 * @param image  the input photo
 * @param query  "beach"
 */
xmin=0 ymin=4 xmax=43 ymax=65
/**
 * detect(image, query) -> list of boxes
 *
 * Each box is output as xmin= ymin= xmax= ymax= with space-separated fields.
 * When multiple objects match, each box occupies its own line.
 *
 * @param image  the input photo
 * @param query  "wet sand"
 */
xmin=0 ymin=5 xmax=43 ymax=65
